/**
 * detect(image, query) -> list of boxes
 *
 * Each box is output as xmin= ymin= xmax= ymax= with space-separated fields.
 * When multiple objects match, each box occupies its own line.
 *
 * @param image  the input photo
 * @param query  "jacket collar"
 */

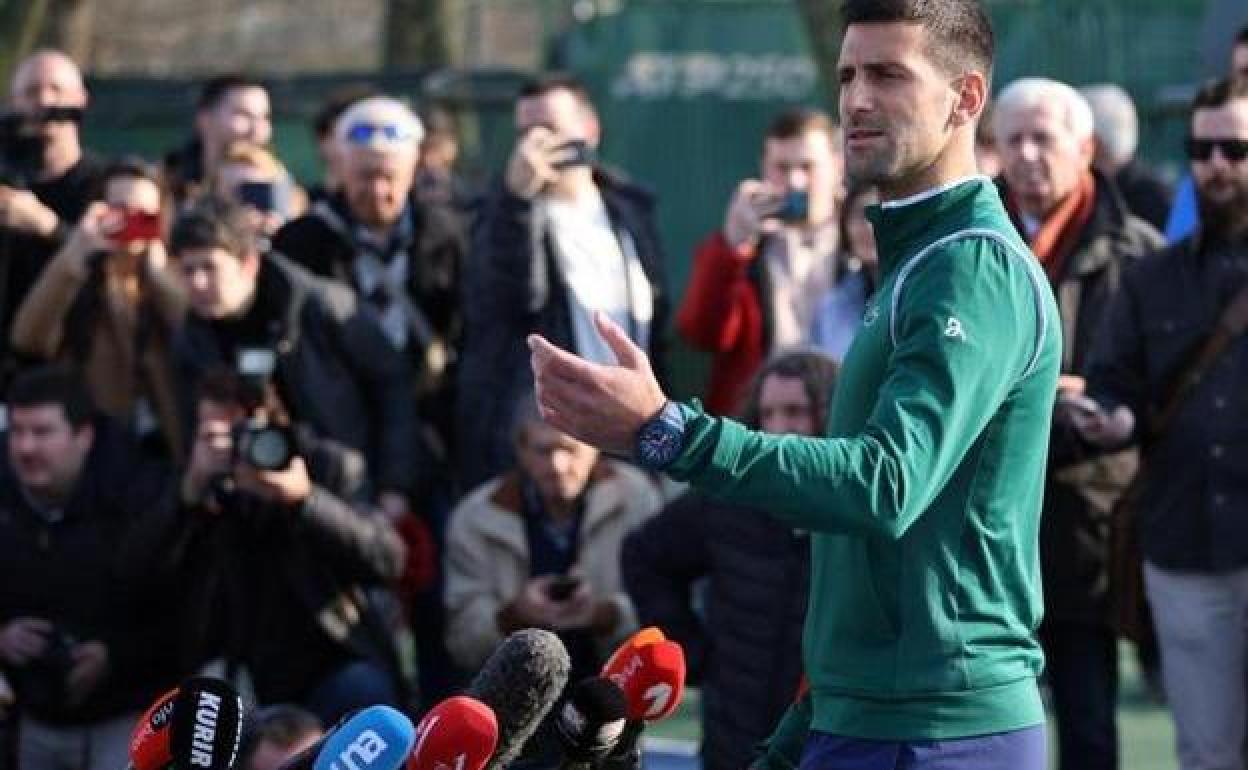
xmin=483 ymin=462 xmax=625 ymax=548
xmin=866 ymin=175 xmax=995 ymax=277
xmin=997 ymin=169 xmax=1137 ymax=279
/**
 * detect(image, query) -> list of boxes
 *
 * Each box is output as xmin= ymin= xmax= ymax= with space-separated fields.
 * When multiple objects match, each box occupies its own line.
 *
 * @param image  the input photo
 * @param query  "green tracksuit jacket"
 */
xmin=667 ymin=176 xmax=1061 ymax=744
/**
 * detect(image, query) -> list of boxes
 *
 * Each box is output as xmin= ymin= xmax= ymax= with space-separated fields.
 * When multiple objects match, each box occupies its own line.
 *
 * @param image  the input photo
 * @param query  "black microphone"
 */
xmin=553 ymin=677 xmax=628 ymax=770
xmin=466 ymin=629 xmax=571 ymax=770
xmin=169 ymin=677 xmax=246 ymax=770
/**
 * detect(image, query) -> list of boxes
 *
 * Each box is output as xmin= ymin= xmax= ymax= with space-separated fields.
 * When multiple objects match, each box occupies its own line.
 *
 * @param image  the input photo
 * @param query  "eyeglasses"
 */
xmin=1185 ymin=137 xmax=1248 ymax=162
xmin=344 ymin=121 xmax=416 ymax=146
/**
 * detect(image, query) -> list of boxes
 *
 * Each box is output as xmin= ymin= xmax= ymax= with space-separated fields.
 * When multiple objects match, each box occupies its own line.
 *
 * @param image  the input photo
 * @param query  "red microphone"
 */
xmin=600 ymin=628 xmax=665 ymax=679
xmin=601 ymin=637 xmax=686 ymax=722
xmin=408 ymin=696 xmax=499 ymax=770
xmin=128 ymin=687 xmax=179 ymax=770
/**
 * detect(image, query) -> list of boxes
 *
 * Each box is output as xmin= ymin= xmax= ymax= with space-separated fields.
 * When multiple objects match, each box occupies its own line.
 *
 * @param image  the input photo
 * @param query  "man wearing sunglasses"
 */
xmin=273 ymin=96 xmax=464 ymax=508
xmin=1077 ymin=77 xmax=1248 ymax=770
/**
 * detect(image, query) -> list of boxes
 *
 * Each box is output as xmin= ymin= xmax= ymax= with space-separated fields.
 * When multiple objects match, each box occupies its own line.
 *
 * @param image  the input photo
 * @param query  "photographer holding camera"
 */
xmin=170 ymin=369 xmax=406 ymax=724
xmin=171 ymin=195 xmax=425 ymax=513
xmin=677 ymin=108 xmax=845 ymax=415
xmin=0 ymin=51 xmax=105 ymax=361
xmin=10 ymin=158 xmax=187 ymax=460
xmin=0 ymin=366 xmax=180 ymax=770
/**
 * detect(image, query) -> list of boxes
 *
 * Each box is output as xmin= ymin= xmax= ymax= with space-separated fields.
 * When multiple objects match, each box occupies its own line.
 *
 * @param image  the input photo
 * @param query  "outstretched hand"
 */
xmin=527 ymin=311 xmax=667 ymax=455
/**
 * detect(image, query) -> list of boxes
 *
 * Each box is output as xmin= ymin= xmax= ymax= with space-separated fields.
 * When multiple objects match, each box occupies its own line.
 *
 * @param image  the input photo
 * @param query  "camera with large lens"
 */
xmin=232 ymin=415 xmax=295 ymax=472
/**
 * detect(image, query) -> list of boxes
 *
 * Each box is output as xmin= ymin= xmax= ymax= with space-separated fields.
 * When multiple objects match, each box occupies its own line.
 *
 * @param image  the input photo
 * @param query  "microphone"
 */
xmin=601 ymin=638 xmax=686 ymax=722
xmin=466 ymin=629 xmax=571 ymax=770
xmin=599 ymin=628 xmax=665 ymax=678
xmin=128 ymin=687 xmax=179 ymax=770
xmin=408 ymin=696 xmax=498 ymax=770
xmin=278 ymin=705 xmax=416 ymax=770
xmin=598 ymin=635 xmax=688 ymax=770
xmin=169 ymin=677 xmax=246 ymax=770
xmin=552 ymin=678 xmax=628 ymax=770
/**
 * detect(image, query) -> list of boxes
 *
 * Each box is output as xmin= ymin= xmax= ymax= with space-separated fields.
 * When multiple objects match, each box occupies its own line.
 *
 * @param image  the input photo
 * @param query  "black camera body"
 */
xmin=0 ymin=107 xmax=83 ymax=187
xmin=10 ymin=627 xmax=76 ymax=711
xmin=232 ymin=416 xmax=296 ymax=472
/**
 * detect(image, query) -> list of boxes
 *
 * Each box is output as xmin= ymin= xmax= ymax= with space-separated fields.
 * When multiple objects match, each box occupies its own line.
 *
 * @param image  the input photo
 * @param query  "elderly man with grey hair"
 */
xmin=1080 ymin=83 xmax=1173 ymax=230
xmin=993 ymin=76 xmax=1164 ymax=770
xmin=273 ymin=96 xmax=466 ymax=486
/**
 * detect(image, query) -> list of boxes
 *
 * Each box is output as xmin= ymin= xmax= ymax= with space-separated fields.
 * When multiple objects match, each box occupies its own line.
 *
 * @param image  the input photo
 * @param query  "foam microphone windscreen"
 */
xmin=599 ymin=628 xmax=665 ymax=678
xmin=601 ymin=639 xmax=686 ymax=722
xmin=306 ymin=705 xmax=416 ymax=770
xmin=466 ymin=629 xmax=571 ymax=770
xmin=169 ymin=677 xmax=245 ymax=770
xmin=553 ymin=677 xmax=628 ymax=765
xmin=129 ymin=686 xmax=179 ymax=770
xmin=408 ymin=696 xmax=499 ymax=770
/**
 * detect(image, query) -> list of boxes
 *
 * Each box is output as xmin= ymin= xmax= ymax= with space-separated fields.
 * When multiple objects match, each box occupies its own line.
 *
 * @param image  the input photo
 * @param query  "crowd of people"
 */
xmin=0 ymin=11 xmax=1244 ymax=770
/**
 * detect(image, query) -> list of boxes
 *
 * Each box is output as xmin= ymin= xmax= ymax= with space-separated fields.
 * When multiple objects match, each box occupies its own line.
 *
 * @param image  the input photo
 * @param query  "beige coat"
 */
xmin=11 ymin=247 xmax=186 ymax=457
xmin=444 ymin=462 xmax=661 ymax=670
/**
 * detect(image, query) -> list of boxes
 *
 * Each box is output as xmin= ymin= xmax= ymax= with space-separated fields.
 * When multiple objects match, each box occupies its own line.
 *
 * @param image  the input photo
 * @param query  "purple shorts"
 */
xmin=798 ymin=726 xmax=1047 ymax=770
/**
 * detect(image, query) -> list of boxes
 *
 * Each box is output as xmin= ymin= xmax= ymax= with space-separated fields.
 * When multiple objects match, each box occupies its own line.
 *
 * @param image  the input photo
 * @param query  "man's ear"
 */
xmin=74 ymin=422 xmax=95 ymax=450
xmin=241 ymin=249 xmax=261 ymax=280
xmin=584 ymin=108 xmax=602 ymax=149
xmin=950 ymin=71 xmax=989 ymax=130
xmin=1078 ymin=135 xmax=1097 ymax=171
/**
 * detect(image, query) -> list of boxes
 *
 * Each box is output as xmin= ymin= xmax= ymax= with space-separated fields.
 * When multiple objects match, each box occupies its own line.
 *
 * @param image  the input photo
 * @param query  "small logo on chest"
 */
xmin=863 ymin=303 xmax=880 ymax=326
xmin=944 ymin=317 xmax=967 ymax=342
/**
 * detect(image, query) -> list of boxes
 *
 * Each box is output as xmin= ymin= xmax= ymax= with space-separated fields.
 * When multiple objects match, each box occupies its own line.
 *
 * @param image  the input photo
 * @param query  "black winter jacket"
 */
xmin=174 ymin=253 xmax=424 ymax=497
xmin=0 ymin=420 xmax=181 ymax=724
xmin=1088 ymin=230 xmax=1248 ymax=572
xmin=457 ymin=169 xmax=669 ymax=490
xmin=132 ymin=432 xmax=407 ymax=705
xmin=621 ymin=493 xmax=807 ymax=770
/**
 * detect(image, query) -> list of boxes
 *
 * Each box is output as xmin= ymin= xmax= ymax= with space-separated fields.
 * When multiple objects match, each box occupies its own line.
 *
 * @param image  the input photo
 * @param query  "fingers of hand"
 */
xmin=593 ymin=311 xmax=644 ymax=370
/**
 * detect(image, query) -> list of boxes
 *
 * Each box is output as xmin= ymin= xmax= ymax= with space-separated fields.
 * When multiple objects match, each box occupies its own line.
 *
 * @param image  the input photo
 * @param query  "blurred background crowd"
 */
xmin=0 ymin=2 xmax=1246 ymax=770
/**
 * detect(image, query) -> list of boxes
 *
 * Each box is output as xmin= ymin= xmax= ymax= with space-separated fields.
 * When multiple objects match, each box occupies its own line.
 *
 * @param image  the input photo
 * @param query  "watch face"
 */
xmin=639 ymin=420 xmax=681 ymax=469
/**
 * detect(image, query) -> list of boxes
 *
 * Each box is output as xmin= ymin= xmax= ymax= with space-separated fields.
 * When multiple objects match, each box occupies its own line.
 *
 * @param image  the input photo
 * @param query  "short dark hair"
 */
xmin=8 ymin=365 xmax=95 ymax=428
xmin=1236 ymin=24 xmax=1248 ymax=47
xmin=518 ymin=73 xmax=594 ymax=109
xmin=765 ymin=108 xmax=841 ymax=145
xmin=840 ymin=0 xmax=994 ymax=84
xmin=102 ymin=155 xmax=161 ymax=189
xmin=312 ymin=83 xmax=381 ymax=140
xmin=1191 ymin=77 xmax=1248 ymax=114
xmin=198 ymin=74 xmax=266 ymax=111
xmin=738 ymin=350 xmax=839 ymax=431
xmin=170 ymin=195 xmax=256 ymax=258
xmin=239 ymin=704 xmax=322 ymax=770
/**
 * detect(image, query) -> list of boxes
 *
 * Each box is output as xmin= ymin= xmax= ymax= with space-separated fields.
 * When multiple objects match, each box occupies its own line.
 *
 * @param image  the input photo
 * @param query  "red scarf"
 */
xmin=1013 ymin=172 xmax=1096 ymax=281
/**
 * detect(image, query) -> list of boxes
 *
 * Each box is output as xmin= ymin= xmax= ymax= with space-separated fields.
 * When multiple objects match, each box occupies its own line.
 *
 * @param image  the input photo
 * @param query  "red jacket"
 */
xmin=677 ymin=230 xmax=767 ymax=415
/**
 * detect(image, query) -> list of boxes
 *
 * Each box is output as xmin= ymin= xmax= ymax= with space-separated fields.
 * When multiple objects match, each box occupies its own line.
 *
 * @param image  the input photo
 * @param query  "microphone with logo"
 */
xmin=407 ymin=696 xmax=498 ymax=770
xmin=169 ymin=677 xmax=246 ymax=770
xmin=127 ymin=686 xmax=179 ymax=770
xmin=552 ymin=678 xmax=628 ymax=770
xmin=276 ymin=705 xmax=416 ymax=770
xmin=598 ymin=629 xmax=688 ymax=770
xmin=466 ymin=629 xmax=571 ymax=770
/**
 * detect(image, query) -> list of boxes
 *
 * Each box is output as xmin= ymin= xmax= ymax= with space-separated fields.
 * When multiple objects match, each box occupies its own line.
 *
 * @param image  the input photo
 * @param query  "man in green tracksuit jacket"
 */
xmin=528 ymin=1 xmax=1061 ymax=767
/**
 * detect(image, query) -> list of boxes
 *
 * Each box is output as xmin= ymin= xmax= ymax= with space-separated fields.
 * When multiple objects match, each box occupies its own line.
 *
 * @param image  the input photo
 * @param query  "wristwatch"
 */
xmin=634 ymin=401 xmax=687 ymax=471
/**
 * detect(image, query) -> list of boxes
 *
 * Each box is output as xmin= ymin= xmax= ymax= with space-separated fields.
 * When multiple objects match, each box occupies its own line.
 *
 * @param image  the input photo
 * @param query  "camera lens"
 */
xmin=245 ymin=427 xmax=293 ymax=471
